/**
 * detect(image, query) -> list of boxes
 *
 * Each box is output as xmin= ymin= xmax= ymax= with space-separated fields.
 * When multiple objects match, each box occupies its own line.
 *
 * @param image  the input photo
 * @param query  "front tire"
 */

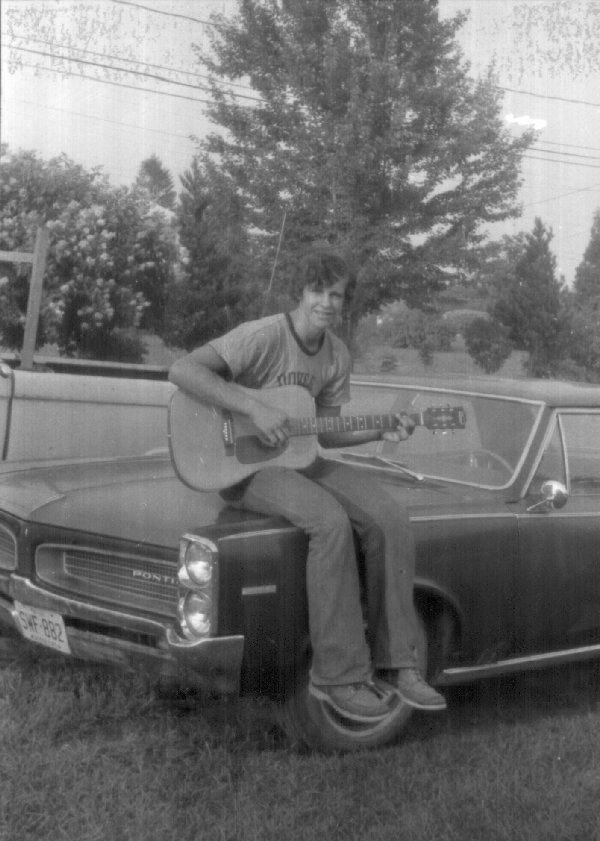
xmin=278 ymin=612 xmax=428 ymax=753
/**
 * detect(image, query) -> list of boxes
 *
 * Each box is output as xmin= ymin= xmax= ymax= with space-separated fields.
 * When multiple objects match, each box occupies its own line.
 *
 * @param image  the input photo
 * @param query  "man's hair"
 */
xmin=291 ymin=243 xmax=356 ymax=302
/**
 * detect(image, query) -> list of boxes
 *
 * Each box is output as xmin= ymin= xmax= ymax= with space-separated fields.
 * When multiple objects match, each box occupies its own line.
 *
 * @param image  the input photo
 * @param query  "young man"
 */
xmin=169 ymin=244 xmax=446 ymax=722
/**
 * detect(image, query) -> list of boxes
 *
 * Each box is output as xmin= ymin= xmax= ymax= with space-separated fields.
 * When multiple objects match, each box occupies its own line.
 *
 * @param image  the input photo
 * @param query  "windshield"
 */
xmin=335 ymin=382 xmax=543 ymax=489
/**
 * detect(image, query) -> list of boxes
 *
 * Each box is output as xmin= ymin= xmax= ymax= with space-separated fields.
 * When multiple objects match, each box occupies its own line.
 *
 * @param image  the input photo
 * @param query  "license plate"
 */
xmin=14 ymin=602 xmax=71 ymax=655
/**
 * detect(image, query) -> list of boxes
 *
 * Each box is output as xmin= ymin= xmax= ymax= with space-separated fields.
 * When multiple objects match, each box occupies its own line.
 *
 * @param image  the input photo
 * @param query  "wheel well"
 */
xmin=414 ymin=590 xmax=460 ymax=680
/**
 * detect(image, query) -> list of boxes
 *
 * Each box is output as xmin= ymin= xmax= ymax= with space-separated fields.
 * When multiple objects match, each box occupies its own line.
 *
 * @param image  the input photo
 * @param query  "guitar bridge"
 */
xmin=222 ymin=412 xmax=235 ymax=456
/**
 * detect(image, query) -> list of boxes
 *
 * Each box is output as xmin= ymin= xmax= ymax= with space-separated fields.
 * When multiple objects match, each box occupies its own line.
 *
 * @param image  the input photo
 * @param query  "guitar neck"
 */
xmin=288 ymin=412 xmax=421 ymax=437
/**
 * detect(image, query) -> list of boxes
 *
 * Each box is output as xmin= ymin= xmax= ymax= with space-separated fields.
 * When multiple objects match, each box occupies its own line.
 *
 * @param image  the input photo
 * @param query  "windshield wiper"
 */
xmin=339 ymin=452 xmax=424 ymax=481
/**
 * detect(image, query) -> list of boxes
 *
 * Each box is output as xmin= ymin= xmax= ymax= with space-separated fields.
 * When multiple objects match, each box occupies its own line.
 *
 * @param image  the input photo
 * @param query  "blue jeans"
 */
xmin=230 ymin=457 xmax=419 ymax=686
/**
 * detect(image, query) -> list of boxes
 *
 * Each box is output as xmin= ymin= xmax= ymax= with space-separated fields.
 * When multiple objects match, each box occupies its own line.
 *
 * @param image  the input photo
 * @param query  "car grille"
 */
xmin=0 ymin=524 xmax=17 ymax=571
xmin=36 ymin=545 xmax=178 ymax=617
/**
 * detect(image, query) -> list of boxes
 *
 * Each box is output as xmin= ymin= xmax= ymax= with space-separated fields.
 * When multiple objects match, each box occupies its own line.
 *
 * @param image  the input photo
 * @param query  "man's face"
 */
xmin=299 ymin=278 xmax=347 ymax=332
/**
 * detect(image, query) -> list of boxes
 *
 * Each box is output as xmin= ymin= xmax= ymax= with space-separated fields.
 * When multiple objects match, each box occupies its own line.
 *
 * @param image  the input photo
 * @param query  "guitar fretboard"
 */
xmin=289 ymin=414 xmax=402 ymax=436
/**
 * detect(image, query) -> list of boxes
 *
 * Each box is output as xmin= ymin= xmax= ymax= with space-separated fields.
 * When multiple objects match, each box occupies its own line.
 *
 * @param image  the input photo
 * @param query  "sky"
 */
xmin=2 ymin=0 xmax=600 ymax=286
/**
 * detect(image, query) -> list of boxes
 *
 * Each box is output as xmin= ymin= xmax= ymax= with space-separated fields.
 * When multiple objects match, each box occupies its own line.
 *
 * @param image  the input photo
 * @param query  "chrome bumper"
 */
xmin=0 ymin=576 xmax=244 ymax=694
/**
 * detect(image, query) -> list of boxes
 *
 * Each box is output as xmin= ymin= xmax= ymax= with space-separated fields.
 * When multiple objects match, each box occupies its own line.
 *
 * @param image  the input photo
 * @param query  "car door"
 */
xmin=513 ymin=410 xmax=600 ymax=656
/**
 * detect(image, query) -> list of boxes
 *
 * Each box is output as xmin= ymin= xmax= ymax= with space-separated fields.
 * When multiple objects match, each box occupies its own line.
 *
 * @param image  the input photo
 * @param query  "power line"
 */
xmin=8 ymin=34 xmax=600 ymax=118
xmin=11 ymin=97 xmax=201 ymax=144
xmin=523 ymin=183 xmax=600 ymax=210
xmin=531 ymin=146 xmax=600 ymax=162
xmin=7 ymin=44 xmax=264 ymax=102
xmin=4 ymin=59 xmax=217 ymax=105
xmin=522 ymin=153 xmax=600 ymax=171
xmin=108 ymin=0 xmax=214 ymax=26
xmin=538 ymin=139 xmax=600 ymax=154
xmin=4 ymin=32 xmax=257 ymax=96
xmin=498 ymin=84 xmax=600 ymax=109
xmin=8 ymin=36 xmax=600 ymax=121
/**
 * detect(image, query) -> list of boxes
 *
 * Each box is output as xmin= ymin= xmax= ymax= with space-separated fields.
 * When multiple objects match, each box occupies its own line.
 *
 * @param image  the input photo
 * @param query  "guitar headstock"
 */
xmin=421 ymin=405 xmax=467 ymax=431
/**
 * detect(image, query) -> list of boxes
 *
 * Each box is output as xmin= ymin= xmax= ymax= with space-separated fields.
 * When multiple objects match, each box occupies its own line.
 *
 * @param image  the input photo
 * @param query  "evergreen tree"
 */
xmin=135 ymin=155 xmax=176 ymax=210
xmin=195 ymin=0 xmax=533 ymax=326
xmin=573 ymin=209 xmax=600 ymax=308
xmin=493 ymin=218 xmax=564 ymax=377
xmin=161 ymin=159 xmax=259 ymax=350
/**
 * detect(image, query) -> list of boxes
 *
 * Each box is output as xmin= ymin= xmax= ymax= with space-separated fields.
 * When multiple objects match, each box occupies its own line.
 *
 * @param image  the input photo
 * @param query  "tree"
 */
xmin=194 ymin=0 xmax=533 ymax=330
xmin=493 ymin=218 xmax=564 ymax=377
xmin=0 ymin=147 xmax=182 ymax=361
xmin=573 ymin=209 xmax=600 ymax=307
xmin=553 ymin=210 xmax=600 ymax=382
xmin=160 ymin=158 xmax=260 ymax=350
xmin=135 ymin=156 xmax=176 ymax=210
xmin=464 ymin=316 xmax=512 ymax=374
xmin=465 ymin=216 xmax=600 ymax=382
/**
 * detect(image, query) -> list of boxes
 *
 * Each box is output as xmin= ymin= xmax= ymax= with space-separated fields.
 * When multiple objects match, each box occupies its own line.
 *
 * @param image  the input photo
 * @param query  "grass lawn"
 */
xmin=352 ymin=339 xmax=528 ymax=381
xmin=1 ymin=631 xmax=600 ymax=841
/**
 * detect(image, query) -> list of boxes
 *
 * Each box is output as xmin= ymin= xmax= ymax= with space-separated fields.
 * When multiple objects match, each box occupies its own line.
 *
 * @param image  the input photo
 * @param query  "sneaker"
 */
xmin=309 ymin=680 xmax=395 ymax=722
xmin=379 ymin=668 xmax=447 ymax=712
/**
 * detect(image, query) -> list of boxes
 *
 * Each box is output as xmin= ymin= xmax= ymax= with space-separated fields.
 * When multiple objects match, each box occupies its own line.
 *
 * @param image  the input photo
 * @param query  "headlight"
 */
xmin=177 ymin=534 xmax=219 ymax=640
xmin=179 ymin=592 xmax=212 ymax=638
xmin=183 ymin=541 xmax=213 ymax=586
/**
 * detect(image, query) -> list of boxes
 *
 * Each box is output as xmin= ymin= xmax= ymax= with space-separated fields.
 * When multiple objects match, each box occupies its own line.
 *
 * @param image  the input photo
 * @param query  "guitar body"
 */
xmin=168 ymin=385 xmax=319 ymax=491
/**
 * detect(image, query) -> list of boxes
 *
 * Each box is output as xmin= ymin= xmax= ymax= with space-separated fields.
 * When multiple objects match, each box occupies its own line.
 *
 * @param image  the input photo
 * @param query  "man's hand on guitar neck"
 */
xmin=381 ymin=412 xmax=415 ymax=443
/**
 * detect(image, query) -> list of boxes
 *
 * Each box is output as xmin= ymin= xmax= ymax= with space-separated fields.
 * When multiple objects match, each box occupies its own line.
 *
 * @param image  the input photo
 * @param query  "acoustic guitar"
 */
xmin=167 ymin=384 xmax=466 ymax=491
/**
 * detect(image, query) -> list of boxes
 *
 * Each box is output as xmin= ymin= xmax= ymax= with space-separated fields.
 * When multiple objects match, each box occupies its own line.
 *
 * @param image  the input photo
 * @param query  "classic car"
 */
xmin=1 ymin=374 xmax=599 ymax=752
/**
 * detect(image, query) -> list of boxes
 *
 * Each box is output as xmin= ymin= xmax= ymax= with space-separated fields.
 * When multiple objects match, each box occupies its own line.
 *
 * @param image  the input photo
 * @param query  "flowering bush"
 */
xmin=0 ymin=147 xmax=183 ymax=361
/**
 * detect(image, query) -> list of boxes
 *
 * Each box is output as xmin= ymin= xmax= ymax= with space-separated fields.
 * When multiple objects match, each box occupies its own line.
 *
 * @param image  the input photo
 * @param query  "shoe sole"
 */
xmin=308 ymin=684 xmax=394 ymax=723
xmin=393 ymin=688 xmax=447 ymax=712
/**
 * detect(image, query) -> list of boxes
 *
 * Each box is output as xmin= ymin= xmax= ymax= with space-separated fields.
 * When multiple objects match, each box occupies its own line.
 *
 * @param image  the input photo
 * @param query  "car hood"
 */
xmin=0 ymin=454 xmax=484 ymax=548
xmin=0 ymin=454 xmax=252 ymax=547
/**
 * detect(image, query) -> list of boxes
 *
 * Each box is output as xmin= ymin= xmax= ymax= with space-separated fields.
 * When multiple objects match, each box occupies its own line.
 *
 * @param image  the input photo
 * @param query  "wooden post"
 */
xmin=19 ymin=226 xmax=49 ymax=370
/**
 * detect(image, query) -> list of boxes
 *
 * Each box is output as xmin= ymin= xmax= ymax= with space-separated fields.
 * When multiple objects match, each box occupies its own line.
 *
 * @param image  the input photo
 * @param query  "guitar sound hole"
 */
xmin=235 ymin=435 xmax=289 ymax=464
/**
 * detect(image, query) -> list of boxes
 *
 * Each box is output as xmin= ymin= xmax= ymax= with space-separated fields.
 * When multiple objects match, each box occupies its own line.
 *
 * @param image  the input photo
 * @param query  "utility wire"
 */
xmin=109 ymin=0 xmax=214 ymax=26
xmin=523 ymin=182 xmax=600 ymax=209
xmin=7 ymin=35 xmax=600 ymax=117
xmin=531 ymin=146 xmax=600 ymax=161
xmin=498 ymin=84 xmax=600 ymax=109
xmin=4 ymin=32 xmax=257 ymax=95
xmin=523 ymin=153 xmax=600 ymax=170
xmin=11 ymin=97 xmax=199 ymax=143
xmin=539 ymin=139 xmax=600 ymax=154
xmin=5 ymin=59 xmax=218 ymax=105
xmin=8 ymin=44 xmax=264 ymax=102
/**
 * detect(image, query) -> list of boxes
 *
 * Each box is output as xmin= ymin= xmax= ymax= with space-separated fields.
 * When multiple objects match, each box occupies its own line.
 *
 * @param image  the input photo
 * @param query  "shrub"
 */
xmin=464 ymin=317 xmax=513 ymax=374
xmin=354 ymin=302 xmax=455 ymax=362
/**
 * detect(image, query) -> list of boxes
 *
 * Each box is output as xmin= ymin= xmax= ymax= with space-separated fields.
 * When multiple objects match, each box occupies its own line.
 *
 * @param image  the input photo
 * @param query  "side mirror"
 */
xmin=526 ymin=480 xmax=568 ymax=513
